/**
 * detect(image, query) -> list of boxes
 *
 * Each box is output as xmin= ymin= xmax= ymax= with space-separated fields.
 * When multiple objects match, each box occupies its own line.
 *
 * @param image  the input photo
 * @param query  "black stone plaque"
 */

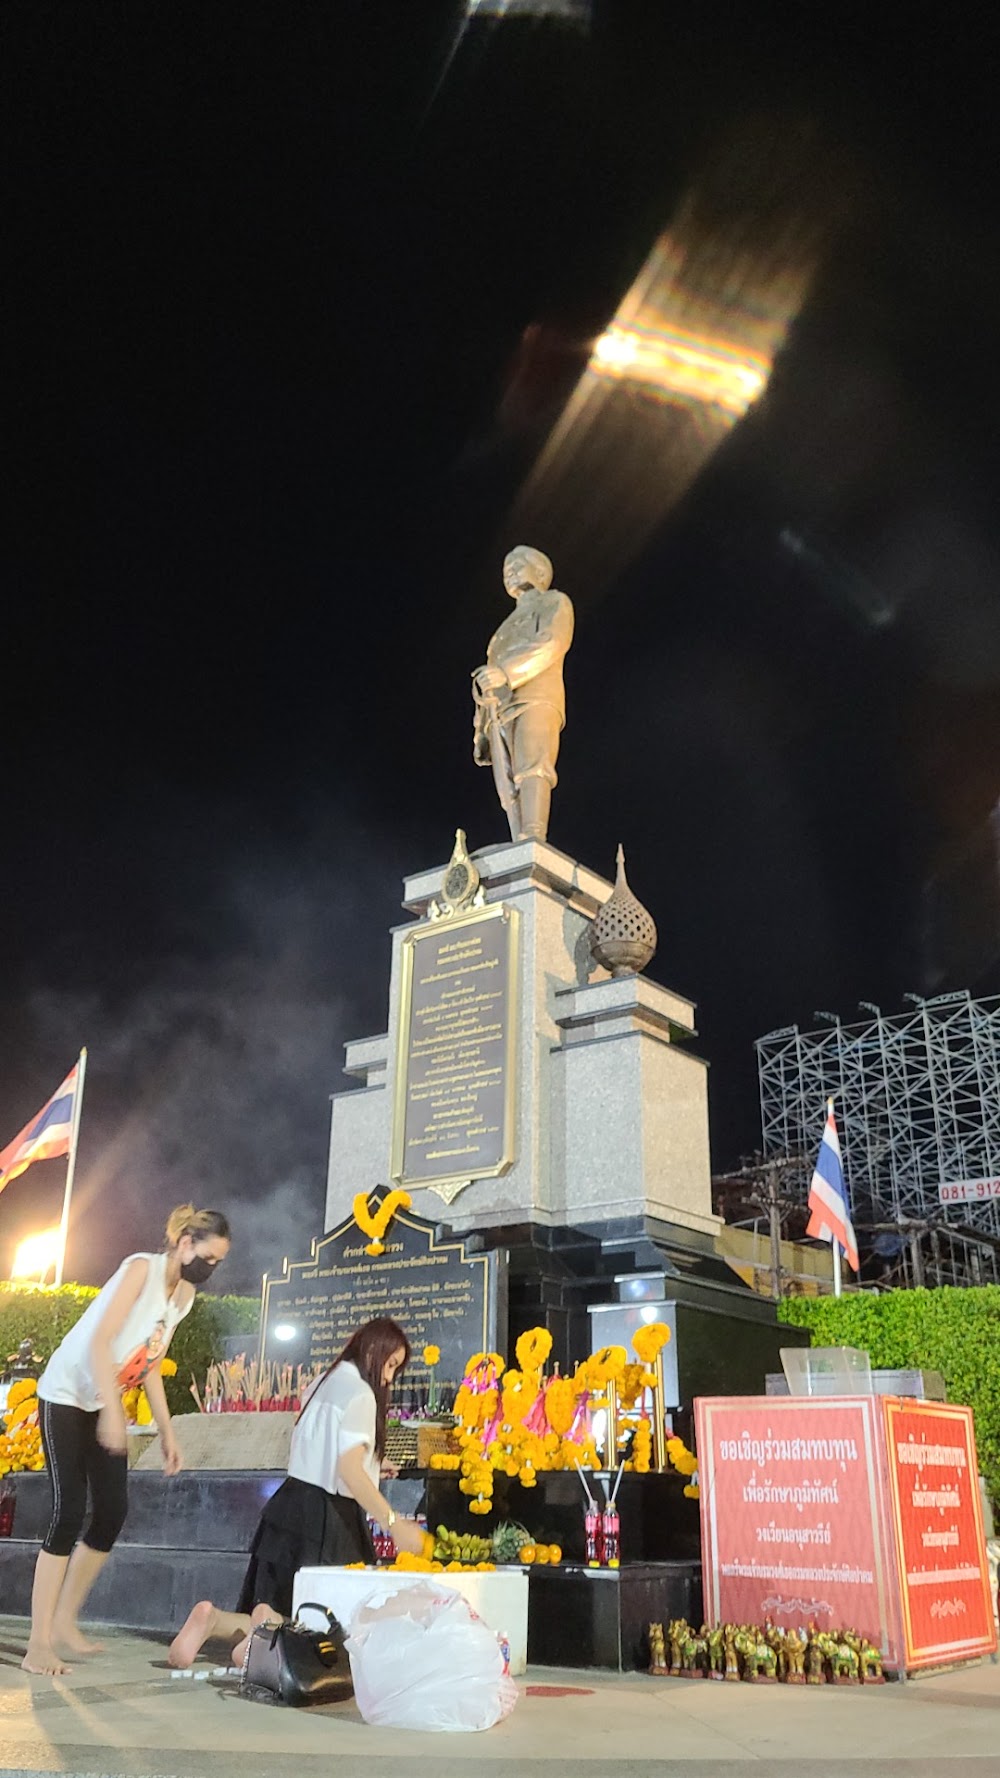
xmin=259 ymin=1202 xmax=503 ymax=1389
xmin=391 ymin=902 xmax=518 ymax=1196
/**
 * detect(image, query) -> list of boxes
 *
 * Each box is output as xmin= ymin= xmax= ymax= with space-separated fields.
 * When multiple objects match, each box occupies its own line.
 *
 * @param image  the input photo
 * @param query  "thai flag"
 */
xmin=805 ymin=1101 xmax=860 ymax=1272
xmin=0 ymin=1064 xmax=79 ymax=1193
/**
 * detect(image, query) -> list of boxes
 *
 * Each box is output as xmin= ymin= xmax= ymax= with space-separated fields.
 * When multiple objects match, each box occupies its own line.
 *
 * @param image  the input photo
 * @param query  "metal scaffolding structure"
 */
xmin=755 ymin=991 xmax=1000 ymax=1284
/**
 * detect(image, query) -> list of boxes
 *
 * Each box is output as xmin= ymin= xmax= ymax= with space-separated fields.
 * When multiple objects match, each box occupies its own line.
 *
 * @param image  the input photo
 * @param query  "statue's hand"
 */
xmin=475 ymin=664 xmax=506 ymax=692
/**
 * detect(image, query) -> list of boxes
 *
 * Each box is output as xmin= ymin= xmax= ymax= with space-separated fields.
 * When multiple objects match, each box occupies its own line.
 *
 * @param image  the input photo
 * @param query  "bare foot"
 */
xmin=169 ymin=1601 xmax=219 ymax=1668
xmin=22 ymin=1642 xmax=72 ymax=1676
xmin=53 ymin=1627 xmax=104 ymax=1657
xmin=232 ymin=1603 xmax=281 ymax=1670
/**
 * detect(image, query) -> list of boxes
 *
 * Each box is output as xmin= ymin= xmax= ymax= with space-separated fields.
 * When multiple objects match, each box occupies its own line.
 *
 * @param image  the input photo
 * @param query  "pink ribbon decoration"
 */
xmin=566 ymin=1391 xmax=593 ymax=1446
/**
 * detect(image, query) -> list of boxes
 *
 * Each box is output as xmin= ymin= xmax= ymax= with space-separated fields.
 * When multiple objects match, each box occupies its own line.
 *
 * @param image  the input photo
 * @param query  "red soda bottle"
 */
xmin=0 ymin=1488 xmax=14 ymax=1539
xmin=601 ymin=1501 xmax=620 ymax=1567
xmin=585 ymin=1505 xmax=601 ymax=1567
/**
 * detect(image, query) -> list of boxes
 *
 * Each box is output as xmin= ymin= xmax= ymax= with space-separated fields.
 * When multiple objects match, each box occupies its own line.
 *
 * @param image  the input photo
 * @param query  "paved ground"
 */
xmin=1 ymin=1616 xmax=998 ymax=1777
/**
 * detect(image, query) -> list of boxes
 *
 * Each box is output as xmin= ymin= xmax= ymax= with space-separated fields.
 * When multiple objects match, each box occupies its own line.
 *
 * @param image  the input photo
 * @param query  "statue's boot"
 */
xmin=517 ymin=776 xmax=550 ymax=841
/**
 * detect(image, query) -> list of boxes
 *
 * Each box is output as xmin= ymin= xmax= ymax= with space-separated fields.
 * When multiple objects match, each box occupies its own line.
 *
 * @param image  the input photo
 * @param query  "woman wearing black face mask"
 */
xmin=21 ymin=1203 xmax=230 ymax=1675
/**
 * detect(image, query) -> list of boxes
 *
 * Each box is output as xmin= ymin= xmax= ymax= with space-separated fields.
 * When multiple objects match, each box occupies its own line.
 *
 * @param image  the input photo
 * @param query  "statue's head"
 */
xmin=503 ymin=545 xmax=553 ymax=598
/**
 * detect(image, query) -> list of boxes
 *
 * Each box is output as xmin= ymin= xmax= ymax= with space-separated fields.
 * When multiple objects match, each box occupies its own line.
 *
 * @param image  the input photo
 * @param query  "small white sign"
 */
xmin=938 ymin=1178 xmax=1000 ymax=1205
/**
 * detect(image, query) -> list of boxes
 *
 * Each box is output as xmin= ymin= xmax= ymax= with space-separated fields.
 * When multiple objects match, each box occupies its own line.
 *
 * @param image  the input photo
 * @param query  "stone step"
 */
xmin=5 ymin=1468 xmax=428 ymax=1549
xmin=0 ymin=1539 xmax=251 ymax=1632
xmin=4 ymin=1469 xmax=283 ymax=1550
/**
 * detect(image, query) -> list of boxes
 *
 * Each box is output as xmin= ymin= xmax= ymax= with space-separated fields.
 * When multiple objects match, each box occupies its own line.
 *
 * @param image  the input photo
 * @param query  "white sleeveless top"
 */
xmin=38 ymin=1251 xmax=193 ymax=1411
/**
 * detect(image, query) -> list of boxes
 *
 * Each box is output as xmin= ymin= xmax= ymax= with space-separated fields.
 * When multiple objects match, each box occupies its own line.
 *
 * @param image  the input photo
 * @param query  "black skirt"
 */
xmin=235 ymin=1476 xmax=375 ymax=1619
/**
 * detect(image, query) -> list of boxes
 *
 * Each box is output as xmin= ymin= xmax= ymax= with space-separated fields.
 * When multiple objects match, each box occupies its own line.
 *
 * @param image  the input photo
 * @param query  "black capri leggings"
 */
xmin=38 ymin=1398 xmax=129 ymax=1557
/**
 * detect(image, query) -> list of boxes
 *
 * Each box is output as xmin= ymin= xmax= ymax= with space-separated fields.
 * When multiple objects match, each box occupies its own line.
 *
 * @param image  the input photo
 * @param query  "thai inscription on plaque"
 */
xmin=391 ymin=901 xmax=519 ymax=1202
xmin=259 ymin=1204 xmax=500 ymax=1389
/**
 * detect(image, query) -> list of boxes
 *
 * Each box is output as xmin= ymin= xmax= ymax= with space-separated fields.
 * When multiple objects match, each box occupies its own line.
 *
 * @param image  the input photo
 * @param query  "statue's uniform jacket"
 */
xmin=486 ymin=586 xmax=574 ymax=787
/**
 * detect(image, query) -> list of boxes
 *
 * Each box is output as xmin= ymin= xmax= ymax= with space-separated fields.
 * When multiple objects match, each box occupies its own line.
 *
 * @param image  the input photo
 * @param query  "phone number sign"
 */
xmin=938 ymin=1178 xmax=1000 ymax=1205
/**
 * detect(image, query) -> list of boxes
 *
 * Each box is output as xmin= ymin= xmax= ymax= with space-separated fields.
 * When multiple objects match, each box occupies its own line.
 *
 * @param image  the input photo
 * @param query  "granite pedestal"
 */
xmin=321 ymin=837 xmax=800 ymax=1378
xmin=325 ymin=839 xmax=719 ymax=1241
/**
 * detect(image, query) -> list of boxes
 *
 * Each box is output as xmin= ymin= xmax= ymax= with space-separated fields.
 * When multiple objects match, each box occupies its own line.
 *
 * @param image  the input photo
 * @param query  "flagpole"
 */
xmin=825 ymin=1097 xmax=843 ymax=1298
xmin=54 ymin=1048 xmax=87 ymax=1288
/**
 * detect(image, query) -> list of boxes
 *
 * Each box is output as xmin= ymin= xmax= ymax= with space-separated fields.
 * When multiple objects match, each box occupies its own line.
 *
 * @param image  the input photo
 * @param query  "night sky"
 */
xmin=3 ymin=4 xmax=999 ymax=1292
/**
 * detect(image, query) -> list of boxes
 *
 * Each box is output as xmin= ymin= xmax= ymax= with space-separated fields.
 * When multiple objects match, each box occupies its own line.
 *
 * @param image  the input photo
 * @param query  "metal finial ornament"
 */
xmin=591 ymin=845 xmax=657 ymax=977
xmin=427 ymin=829 xmax=486 ymax=920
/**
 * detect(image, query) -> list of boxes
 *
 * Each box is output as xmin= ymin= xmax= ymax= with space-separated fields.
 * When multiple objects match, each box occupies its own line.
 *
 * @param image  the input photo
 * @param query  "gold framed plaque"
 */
xmin=390 ymin=901 xmax=519 ymax=1203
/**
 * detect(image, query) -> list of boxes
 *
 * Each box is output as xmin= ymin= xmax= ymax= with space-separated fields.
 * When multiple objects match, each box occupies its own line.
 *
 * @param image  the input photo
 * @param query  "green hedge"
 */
xmin=0 ymin=1283 xmax=259 ymax=1417
xmin=778 ymin=1287 xmax=1000 ymax=1509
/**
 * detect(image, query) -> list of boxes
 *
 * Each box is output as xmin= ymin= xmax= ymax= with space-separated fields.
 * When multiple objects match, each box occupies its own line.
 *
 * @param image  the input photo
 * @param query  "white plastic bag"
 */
xmin=346 ymin=1581 xmax=518 ymax=1732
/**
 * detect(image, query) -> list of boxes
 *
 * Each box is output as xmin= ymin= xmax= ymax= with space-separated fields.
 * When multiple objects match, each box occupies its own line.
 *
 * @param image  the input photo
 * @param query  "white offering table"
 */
xmin=293 ymin=1565 xmax=529 ymax=1676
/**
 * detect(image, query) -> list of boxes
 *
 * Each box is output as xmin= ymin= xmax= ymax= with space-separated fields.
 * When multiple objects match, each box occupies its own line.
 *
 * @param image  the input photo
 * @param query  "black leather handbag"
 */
xmin=239 ymin=1604 xmax=354 ymax=1707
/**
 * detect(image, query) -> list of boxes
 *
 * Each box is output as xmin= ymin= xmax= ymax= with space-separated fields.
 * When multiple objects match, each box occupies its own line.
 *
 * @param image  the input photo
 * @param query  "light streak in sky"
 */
xmin=590 ymin=318 xmax=770 ymax=419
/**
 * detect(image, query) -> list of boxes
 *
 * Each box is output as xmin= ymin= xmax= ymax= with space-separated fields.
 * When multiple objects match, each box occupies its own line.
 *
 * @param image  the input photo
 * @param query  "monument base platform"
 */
xmin=0 ymin=1465 xmax=697 ymax=1669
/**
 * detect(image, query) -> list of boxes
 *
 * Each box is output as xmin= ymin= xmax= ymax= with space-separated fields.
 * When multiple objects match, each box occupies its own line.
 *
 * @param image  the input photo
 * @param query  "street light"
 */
xmin=11 ymin=1228 xmax=62 ymax=1283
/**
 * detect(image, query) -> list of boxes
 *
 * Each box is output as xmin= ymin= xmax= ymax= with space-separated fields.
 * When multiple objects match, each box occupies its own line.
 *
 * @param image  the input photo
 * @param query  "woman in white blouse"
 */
xmin=169 ymin=1316 xmax=426 ymax=1667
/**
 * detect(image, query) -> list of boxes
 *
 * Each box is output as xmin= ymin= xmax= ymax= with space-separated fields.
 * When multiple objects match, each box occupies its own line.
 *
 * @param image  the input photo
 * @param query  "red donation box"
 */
xmin=695 ymin=1394 xmax=996 ymax=1676
xmin=883 ymin=1400 xmax=995 ymax=1670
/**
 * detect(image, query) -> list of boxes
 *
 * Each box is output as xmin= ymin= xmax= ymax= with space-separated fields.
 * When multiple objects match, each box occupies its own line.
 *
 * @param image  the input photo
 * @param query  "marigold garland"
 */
xmin=577 ymin=1345 xmax=627 ymax=1389
xmin=430 ymin=1330 xmax=695 ymax=1511
xmin=632 ymin=1322 xmax=671 ymax=1364
xmin=0 ymin=1378 xmax=43 ymax=1475
xmin=545 ymin=1376 xmax=576 ymax=1436
xmin=352 ymin=1189 xmax=412 ymax=1256
xmin=5 ymin=1395 xmax=39 ymax=1430
xmin=618 ymin=1362 xmax=654 ymax=1409
xmin=514 ymin=1327 xmax=552 ymax=1374
xmin=666 ymin=1433 xmax=700 ymax=1498
xmin=6 ymin=1379 xmax=38 ymax=1411
xmin=630 ymin=1419 xmax=653 ymax=1473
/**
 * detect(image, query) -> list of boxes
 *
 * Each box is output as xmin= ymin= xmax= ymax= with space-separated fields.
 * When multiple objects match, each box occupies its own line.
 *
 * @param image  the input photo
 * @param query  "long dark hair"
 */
xmin=330 ymin=1318 xmax=410 ymax=1459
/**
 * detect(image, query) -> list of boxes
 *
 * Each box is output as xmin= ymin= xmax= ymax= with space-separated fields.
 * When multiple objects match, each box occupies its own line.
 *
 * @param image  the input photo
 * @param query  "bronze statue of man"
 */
xmin=472 ymin=545 xmax=574 ymax=842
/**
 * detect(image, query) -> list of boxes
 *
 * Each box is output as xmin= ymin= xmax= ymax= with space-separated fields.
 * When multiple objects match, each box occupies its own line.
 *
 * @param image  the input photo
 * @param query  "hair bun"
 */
xmin=164 ymin=1204 xmax=232 ymax=1248
xmin=165 ymin=1203 xmax=197 ymax=1245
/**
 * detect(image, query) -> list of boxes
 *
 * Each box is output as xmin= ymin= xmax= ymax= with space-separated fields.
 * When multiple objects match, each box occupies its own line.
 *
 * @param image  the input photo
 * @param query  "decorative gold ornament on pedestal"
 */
xmin=427 ymin=829 xmax=486 ymax=921
xmin=591 ymin=844 xmax=657 ymax=977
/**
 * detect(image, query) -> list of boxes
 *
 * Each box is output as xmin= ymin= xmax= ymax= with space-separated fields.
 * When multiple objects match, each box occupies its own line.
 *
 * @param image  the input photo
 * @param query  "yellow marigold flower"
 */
xmin=422 ymin=1344 xmax=441 ymax=1366
xmin=159 ymin=1357 xmax=178 ymax=1378
xmin=632 ymin=1322 xmax=671 ymax=1364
